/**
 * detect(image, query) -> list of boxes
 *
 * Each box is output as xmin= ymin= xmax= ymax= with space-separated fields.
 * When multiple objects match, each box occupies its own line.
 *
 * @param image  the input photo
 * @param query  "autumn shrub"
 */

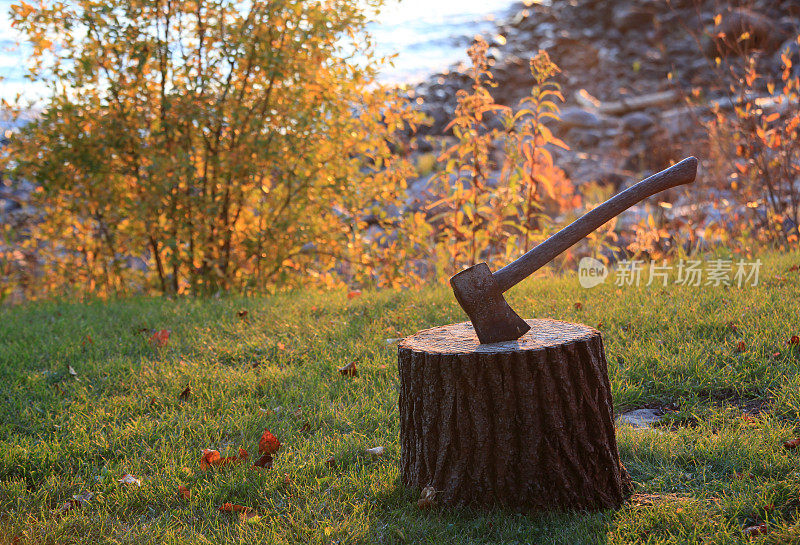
xmin=682 ymin=5 xmax=800 ymax=251
xmin=1 ymin=0 xmax=425 ymax=298
xmin=427 ymin=40 xmax=578 ymax=280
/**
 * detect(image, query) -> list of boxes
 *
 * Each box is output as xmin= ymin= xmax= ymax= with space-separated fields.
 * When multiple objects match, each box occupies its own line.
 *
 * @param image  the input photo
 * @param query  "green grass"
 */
xmin=2 ymin=250 xmax=800 ymax=544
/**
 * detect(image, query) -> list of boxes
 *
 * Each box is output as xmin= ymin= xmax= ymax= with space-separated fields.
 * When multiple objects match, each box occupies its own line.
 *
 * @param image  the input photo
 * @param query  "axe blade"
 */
xmin=450 ymin=263 xmax=531 ymax=344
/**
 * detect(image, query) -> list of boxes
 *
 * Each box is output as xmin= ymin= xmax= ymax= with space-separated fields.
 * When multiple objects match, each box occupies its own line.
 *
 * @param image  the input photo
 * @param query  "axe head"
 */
xmin=450 ymin=262 xmax=531 ymax=344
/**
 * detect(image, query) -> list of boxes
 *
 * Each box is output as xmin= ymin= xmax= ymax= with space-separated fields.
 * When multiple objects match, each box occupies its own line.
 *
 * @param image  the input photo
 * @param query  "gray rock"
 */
xmin=621 ymin=112 xmax=655 ymax=133
xmin=616 ymin=408 xmax=664 ymax=428
xmin=558 ymin=107 xmax=602 ymax=130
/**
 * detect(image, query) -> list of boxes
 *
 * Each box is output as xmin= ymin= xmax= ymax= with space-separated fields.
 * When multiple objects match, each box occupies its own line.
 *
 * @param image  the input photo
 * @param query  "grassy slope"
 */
xmin=2 ymin=250 xmax=800 ymax=544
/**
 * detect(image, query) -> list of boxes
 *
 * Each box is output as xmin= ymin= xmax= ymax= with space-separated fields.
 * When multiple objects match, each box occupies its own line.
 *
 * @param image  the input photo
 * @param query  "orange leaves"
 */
xmin=200 ymin=447 xmax=249 ymax=470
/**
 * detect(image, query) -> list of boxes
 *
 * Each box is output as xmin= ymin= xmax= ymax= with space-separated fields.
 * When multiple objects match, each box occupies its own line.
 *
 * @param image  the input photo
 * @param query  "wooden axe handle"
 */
xmin=493 ymin=156 xmax=698 ymax=293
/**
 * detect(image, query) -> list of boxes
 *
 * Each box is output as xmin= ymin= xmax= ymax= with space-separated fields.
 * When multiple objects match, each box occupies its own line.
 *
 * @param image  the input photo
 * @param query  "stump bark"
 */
xmin=398 ymin=319 xmax=631 ymax=511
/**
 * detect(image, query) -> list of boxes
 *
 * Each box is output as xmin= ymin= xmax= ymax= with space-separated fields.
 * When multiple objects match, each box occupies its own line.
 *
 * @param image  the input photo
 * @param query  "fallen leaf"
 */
xmin=338 ymin=361 xmax=358 ymax=377
xmin=53 ymin=491 xmax=93 ymax=515
xmin=219 ymin=503 xmax=251 ymax=513
xmin=366 ymin=446 xmax=385 ymax=456
xmin=300 ymin=421 xmax=311 ymax=433
xmin=325 ymin=456 xmax=336 ymax=467
xmin=200 ymin=447 xmax=249 ymax=470
xmin=178 ymin=385 xmax=191 ymax=401
xmin=783 ymin=437 xmax=800 ymax=450
xmin=276 ymin=342 xmax=286 ymax=351
xmin=596 ymin=321 xmax=604 ymax=329
xmin=292 ymin=406 xmax=302 ymax=417
xmin=253 ymin=452 xmax=273 ymax=469
xmin=82 ymin=334 xmax=93 ymax=346
xmin=283 ymin=473 xmax=292 ymax=486
xmin=574 ymin=302 xmax=583 ymax=310
xmin=259 ymin=429 xmax=281 ymax=455
xmin=68 ymin=365 xmax=78 ymax=377
xmin=744 ymin=523 xmax=768 ymax=536
xmin=789 ymin=335 xmax=800 ymax=345
xmin=118 ymin=473 xmax=142 ymax=487
xmin=788 ymin=265 xmax=799 ymax=272
xmin=178 ymin=485 xmax=190 ymax=499
xmin=240 ymin=510 xmax=262 ymax=523
xmin=736 ymin=340 xmax=747 ymax=353
xmin=417 ymin=486 xmax=436 ymax=509
xmin=150 ymin=329 xmax=170 ymax=347
xmin=237 ymin=310 xmax=248 ymax=319
xmin=347 ymin=290 xmax=362 ymax=300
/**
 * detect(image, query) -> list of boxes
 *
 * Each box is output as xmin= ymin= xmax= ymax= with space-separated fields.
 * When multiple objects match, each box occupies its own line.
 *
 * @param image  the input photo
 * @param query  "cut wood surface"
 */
xmin=398 ymin=319 xmax=632 ymax=511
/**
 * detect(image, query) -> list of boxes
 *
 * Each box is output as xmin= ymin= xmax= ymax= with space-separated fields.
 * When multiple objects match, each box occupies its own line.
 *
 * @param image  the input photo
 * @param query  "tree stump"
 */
xmin=398 ymin=319 xmax=631 ymax=511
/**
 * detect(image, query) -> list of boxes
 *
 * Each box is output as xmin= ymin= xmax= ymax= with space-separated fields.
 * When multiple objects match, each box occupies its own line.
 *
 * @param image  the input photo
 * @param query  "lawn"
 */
xmin=2 ymin=249 xmax=800 ymax=544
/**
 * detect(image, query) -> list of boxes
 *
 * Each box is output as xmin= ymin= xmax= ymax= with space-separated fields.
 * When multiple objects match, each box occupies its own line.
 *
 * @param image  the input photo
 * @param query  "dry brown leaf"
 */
xmin=744 ymin=523 xmax=768 ymax=536
xmin=789 ymin=335 xmax=800 ymax=345
xmin=338 ymin=361 xmax=358 ymax=377
xmin=574 ymin=302 xmax=583 ymax=310
xmin=178 ymin=385 xmax=191 ymax=401
xmin=783 ymin=437 xmax=800 ymax=450
xmin=736 ymin=340 xmax=747 ymax=353
xmin=177 ymin=485 xmax=190 ymax=499
xmin=253 ymin=453 xmax=273 ymax=469
xmin=237 ymin=310 xmax=248 ymax=319
xmin=325 ymin=456 xmax=336 ymax=468
xmin=417 ymin=486 xmax=436 ymax=509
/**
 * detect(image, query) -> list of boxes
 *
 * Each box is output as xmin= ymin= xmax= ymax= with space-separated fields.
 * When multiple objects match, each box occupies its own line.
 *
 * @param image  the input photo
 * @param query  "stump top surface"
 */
xmin=399 ymin=319 xmax=598 ymax=354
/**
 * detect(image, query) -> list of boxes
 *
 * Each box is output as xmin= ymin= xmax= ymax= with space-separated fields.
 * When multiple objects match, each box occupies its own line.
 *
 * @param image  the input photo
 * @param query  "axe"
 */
xmin=450 ymin=156 xmax=698 ymax=344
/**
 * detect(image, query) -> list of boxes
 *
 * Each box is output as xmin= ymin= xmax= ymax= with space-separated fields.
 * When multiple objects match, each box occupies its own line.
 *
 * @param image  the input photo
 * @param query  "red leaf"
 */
xmin=219 ymin=503 xmax=250 ymax=513
xmin=347 ymin=290 xmax=362 ymax=300
xmin=783 ymin=437 xmax=800 ymax=450
xmin=338 ymin=361 xmax=358 ymax=377
xmin=789 ymin=335 xmax=799 ymax=345
xmin=200 ymin=447 xmax=248 ymax=470
xmin=177 ymin=485 xmax=190 ymax=499
xmin=736 ymin=340 xmax=747 ymax=353
xmin=150 ymin=329 xmax=170 ymax=347
xmin=237 ymin=310 xmax=248 ymax=319
xmin=574 ymin=302 xmax=583 ymax=310
xmin=259 ymin=429 xmax=280 ymax=455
